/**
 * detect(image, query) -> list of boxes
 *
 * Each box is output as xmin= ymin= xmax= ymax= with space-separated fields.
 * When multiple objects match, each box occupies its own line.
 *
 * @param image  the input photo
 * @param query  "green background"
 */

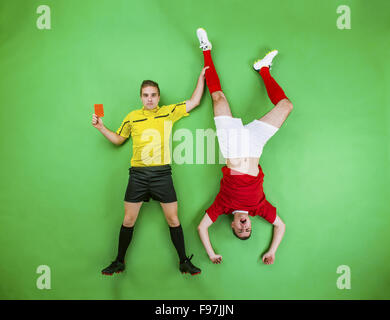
xmin=0 ymin=0 xmax=389 ymax=300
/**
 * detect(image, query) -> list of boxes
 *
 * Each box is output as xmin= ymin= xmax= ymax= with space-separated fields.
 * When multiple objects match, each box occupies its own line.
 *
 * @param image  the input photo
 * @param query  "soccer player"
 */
xmin=92 ymin=68 xmax=208 ymax=276
xmin=196 ymin=28 xmax=292 ymax=265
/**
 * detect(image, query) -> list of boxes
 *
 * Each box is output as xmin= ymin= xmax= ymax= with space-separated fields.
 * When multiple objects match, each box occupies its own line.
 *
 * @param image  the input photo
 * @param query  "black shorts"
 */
xmin=124 ymin=165 xmax=177 ymax=203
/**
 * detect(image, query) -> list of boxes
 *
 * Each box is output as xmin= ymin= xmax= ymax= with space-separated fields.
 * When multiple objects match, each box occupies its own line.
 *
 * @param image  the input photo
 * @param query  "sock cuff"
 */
xmin=121 ymin=225 xmax=134 ymax=231
xmin=169 ymin=224 xmax=182 ymax=230
xmin=259 ymin=66 xmax=270 ymax=77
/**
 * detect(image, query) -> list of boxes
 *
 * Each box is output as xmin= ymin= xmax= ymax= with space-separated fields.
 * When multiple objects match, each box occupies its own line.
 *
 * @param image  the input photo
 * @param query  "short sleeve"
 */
xmin=257 ymin=200 xmax=277 ymax=224
xmin=167 ymin=101 xmax=189 ymax=123
xmin=205 ymin=196 xmax=226 ymax=223
xmin=116 ymin=114 xmax=132 ymax=138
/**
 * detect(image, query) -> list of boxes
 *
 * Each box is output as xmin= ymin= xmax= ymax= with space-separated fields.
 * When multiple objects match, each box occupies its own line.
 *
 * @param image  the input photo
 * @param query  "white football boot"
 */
xmin=196 ymin=28 xmax=212 ymax=51
xmin=253 ymin=50 xmax=278 ymax=71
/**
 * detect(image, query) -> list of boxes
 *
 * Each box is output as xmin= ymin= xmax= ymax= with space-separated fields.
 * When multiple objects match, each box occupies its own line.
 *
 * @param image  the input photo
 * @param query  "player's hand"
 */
xmin=200 ymin=66 xmax=209 ymax=79
xmin=92 ymin=113 xmax=104 ymax=130
xmin=209 ymin=254 xmax=223 ymax=264
xmin=261 ymin=251 xmax=275 ymax=265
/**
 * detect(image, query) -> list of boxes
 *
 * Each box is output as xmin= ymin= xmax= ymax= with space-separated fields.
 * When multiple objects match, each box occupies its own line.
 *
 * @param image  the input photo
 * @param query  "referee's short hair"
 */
xmin=140 ymin=80 xmax=160 ymax=96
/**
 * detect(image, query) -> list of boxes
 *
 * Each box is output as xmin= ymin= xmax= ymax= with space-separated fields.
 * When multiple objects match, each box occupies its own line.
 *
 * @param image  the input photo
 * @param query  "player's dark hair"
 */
xmin=232 ymin=228 xmax=251 ymax=240
xmin=140 ymin=80 xmax=160 ymax=96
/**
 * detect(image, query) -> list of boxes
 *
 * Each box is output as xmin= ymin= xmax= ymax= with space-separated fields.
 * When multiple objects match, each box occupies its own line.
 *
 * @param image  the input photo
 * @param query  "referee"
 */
xmin=92 ymin=67 xmax=208 ymax=276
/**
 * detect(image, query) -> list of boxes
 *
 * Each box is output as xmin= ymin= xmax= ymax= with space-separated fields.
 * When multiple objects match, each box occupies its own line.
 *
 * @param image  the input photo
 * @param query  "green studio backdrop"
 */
xmin=0 ymin=0 xmax=389 ymax=299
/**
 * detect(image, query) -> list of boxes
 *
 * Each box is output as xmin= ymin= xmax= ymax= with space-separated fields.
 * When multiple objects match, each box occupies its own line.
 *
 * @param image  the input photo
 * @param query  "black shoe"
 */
xmin=101 ymin=260 xmax=125 ymax=275
xmin=179 ymin=254 xmax=201 ymax=275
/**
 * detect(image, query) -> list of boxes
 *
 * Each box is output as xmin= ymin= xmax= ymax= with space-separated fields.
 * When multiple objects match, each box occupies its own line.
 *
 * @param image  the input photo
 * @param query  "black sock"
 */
xmin=115 ymin=225 xmax=134 ymax=263
xmin=169 ymin=225 xmax=187 ymax=263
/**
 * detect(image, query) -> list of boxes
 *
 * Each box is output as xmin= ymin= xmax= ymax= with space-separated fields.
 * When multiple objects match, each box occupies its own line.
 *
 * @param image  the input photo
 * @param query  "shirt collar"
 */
xmin=232 ymin=210 xmax=249 ymax=215
xmin=142 ymin=105 xmax=159 ymax=116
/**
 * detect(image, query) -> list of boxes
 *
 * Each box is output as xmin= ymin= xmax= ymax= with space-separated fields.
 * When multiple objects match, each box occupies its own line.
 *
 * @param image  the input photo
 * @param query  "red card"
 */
xmin=94 ymin=104 xmax=104 ymax=117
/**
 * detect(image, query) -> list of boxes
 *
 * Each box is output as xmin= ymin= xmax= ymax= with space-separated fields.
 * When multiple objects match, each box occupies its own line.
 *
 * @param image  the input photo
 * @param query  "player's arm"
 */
xmin=197 ymin=213 xmax=223 ymax=264
xmin=261 ymin=215 xmax=286 ymax=265
xmin=186 ymin=66 xmax=209 ymax=112
xmin=91 ymin=114 xmax=127 ymax=145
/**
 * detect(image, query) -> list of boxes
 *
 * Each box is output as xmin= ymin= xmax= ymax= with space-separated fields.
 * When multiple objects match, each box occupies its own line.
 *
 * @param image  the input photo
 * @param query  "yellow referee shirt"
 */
xmin=116 ymin=101 xmax=189 ymax=167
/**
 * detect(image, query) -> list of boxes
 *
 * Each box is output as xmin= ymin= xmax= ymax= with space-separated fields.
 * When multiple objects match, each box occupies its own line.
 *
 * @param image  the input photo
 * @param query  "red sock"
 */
xmin=259 ymin=67 xmax=288 ymax=105
xmin=203 ymin=50 xmax=222 ymax=94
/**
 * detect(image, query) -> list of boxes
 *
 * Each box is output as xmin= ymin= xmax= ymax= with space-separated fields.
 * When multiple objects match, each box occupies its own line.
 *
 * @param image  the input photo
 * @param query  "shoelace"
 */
xmin=199 ymin=42 xmax=210 ymax=50
xmin=185 ymin=254 xmax=194 ymax=262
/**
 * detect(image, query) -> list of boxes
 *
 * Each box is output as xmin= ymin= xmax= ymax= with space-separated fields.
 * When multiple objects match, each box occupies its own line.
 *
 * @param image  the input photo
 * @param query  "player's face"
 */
xmin=141 ymin=86 xmax=160 ymax=110
xmin=231 ymin=215 xmax=252 ymax=239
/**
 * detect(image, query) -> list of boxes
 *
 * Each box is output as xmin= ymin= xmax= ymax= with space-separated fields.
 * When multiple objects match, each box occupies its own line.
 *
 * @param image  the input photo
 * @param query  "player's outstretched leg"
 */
xmin=197 ymin=28 xmax=221 ymax=94
xmin=253 ymin=50 xmax=288 ymax=105
xmin=196 ymin=28 xmax=231 ymax=117
xmin=253 ymin=50 xmax=293 ymax=128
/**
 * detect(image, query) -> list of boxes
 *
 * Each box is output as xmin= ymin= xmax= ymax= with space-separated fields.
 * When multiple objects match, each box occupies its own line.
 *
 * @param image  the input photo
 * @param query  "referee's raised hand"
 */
xmin=92 ymin=113 xmax=104 ymax=130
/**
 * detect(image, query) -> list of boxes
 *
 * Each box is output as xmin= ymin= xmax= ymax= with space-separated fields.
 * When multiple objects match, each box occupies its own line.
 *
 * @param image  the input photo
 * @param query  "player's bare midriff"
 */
xmin=226 ymin=157 xmax=260 ymax=176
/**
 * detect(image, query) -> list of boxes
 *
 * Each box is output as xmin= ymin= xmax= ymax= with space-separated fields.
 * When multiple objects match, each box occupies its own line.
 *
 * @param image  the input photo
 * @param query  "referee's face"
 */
xmin=141 ymin=86 xmax=160 ymax=110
